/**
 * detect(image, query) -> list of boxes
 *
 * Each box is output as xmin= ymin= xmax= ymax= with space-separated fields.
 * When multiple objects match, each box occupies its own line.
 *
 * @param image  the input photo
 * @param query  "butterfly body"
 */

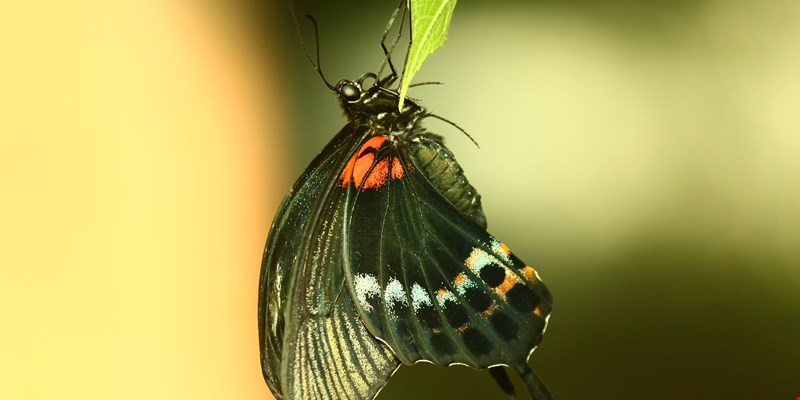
xmin=259 ymin=73 xmax=552 ymax=399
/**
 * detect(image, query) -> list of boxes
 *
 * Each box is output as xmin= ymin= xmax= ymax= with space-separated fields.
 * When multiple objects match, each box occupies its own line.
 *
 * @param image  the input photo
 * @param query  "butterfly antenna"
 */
xmin=425 ymin=112 xmax=480 ymax=148
xmin=287 ymin=1 xmax=335 ymax=90
xmin=409 ymin=81 xmax=444 ymax=88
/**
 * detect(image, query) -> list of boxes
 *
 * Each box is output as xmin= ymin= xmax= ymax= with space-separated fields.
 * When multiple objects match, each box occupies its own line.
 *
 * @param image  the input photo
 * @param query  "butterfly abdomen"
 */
xmin=412 ymin=135 xmax=487 ymax=229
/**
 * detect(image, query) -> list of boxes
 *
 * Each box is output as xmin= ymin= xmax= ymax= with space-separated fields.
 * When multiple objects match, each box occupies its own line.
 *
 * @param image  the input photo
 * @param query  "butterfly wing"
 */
xmin=258 ymin=123 xmax=400 ymax=399
xmin=341 ymin=133 xmax=552 ymax=384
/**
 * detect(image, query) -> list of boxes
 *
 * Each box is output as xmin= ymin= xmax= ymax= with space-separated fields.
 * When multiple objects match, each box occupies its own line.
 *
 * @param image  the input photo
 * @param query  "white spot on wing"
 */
xmin=454 ymin=274 xmax=476 ymax=296
xmin=543 ymin=313 xmax=551 ymax=334
xmin=411 ymin=283 xmax=432 ymax=312
xmin=436 ymin=289 xmax=457 ymax=307
xmin=490 ymin=239 xmax=512 ymax=264
xmin=271 ymin=263 xmax=283 ymax=334
xmin=465 ymin=247 xmax=498 ymax=275
xmin=384 ymin=278 xmax=408 ymax=318
xmin=354 ymin=273 xmax=380 ymax=311
xmin=465 ymin=246 xmax=528 ymax=299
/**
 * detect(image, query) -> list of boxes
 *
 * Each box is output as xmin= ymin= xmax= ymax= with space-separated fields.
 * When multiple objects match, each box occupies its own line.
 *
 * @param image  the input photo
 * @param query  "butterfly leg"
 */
xmin=518 ymin=364 xmax=553 ymax=400
xmin=488 ymin=366 xmax=516 ymax=399
xmin=377 ymin=0 xmax=407 ymax=82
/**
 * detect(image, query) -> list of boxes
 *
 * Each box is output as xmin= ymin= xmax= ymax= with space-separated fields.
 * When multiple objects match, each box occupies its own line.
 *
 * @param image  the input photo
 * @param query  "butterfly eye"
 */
xmin=340 ymin=83 xmax=361 ymax=101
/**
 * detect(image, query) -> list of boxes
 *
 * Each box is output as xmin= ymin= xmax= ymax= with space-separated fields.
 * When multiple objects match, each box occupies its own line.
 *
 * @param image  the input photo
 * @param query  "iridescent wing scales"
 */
xmin=258 ymin=123 xmax=400 ymax=399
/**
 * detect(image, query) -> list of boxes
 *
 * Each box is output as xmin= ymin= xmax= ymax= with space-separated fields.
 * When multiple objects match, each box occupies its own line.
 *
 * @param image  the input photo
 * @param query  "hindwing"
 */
xmin=340 ymin=133 xmax=553 ymax=372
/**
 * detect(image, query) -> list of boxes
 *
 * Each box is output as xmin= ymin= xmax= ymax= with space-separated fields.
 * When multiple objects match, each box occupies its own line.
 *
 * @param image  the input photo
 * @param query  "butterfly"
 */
xmin=258 ymin=7 xmax=553 ymax=400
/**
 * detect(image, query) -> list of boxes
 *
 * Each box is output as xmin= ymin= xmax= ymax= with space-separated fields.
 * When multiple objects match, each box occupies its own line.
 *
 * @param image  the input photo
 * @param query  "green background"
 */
xmin=253 ymin=0 xmax=800 ymax=398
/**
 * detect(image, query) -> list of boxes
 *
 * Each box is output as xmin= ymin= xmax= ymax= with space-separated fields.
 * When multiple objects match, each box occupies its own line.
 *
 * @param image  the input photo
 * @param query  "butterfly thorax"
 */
xmin=335 ymin=74 xmax=425 ymax=134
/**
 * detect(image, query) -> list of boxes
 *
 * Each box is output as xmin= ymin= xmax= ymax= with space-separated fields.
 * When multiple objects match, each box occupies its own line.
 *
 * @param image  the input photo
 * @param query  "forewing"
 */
xmin=342 ymin=136 xmax=553 ymax=371
xmin=258 ymin=123 xmax=400 ymax=399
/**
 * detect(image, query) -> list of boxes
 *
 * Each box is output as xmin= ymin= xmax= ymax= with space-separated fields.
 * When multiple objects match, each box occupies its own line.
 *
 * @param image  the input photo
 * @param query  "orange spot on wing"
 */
xmin=436 ymin=288 xmax=454 ymax=304
xmin=496 ymin=274 xmax=518 ymax=296
xmin=522 ymin=266 xmax=538 ymax=283
xmin=454 ymin=273 xmax=467 ymax=286
xmin=499 ymin=242 xmax=510 ymax=256
xmin=454 ymin=323 xmax=469 ymax=333
xmin=481 ymin=303 xmax=497 ymax=317
xmin=533 ymin=304 xmax=545 ymax=318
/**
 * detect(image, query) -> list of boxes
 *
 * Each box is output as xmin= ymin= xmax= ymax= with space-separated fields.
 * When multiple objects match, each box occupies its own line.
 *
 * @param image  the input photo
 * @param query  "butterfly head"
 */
xmin=334 ymin=72 xmax=376 ymax=105
xmin=335 ymin=72 xmax=424 ymax=133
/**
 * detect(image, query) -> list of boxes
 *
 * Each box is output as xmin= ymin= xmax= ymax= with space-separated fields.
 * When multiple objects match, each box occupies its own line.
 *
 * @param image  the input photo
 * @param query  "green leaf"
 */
xmin=398 ymin=0 xmax=457 ymax=110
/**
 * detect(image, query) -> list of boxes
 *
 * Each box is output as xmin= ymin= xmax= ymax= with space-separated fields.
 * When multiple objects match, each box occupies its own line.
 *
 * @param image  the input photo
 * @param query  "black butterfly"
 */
xmin=258 ymin=7 xmax=553 ymax=400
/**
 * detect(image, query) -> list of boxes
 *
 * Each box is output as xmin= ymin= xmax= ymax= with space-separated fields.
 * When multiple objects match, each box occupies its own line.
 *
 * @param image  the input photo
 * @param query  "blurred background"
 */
xmin=2 ymin=1 xmax=798 ymax=399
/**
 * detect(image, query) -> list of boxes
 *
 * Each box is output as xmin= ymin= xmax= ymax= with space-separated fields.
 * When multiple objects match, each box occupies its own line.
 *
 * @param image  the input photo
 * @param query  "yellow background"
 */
xmin=2 ymin=2 xmax=277 ymax=399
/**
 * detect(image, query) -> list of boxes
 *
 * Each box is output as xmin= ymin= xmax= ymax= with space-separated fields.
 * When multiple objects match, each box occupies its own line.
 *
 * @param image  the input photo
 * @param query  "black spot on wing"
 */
xmin=430 ymin=333 xmax=456 ymax=356
xmin=464 ymin=286 xmax=493 ymax=313
xmin=445 ymin=304 xmax=470 ymax=329
xmin=490 ymin=312 xmax=519 ymax=341
xmin=506 ymin=284 xmax=540 ymax=313
xmin=416 ymin=303 xmax=440 ymax=330
xmin=462 ymin=328 xmax=492 ymax=355
xmin=392 ymin=299 xmax=410 ymax=318
xmin=480 ymin=263 xmax=506 ymax=288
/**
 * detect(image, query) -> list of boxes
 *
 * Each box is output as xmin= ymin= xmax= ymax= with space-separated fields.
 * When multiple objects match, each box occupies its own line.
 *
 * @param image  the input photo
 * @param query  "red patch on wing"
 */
xmin=361 ymin=158 xmax=389 ymax=189
xmin=339 ymin=135 xmax=411 ymax=190
xmin=339 ymin=136 xmax=386 ymax=188
xmin=353 ymin=153 xmax=377 ymax=187
xmin=391 ymin=156 xmax=405 ymax=180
